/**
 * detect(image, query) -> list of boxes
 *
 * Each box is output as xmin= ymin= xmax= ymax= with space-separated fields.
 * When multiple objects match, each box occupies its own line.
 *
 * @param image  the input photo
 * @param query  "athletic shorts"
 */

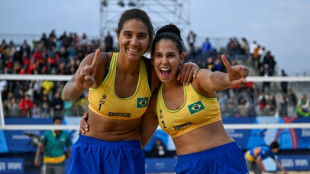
xmin=175 ymin=142 xmax=249 ymax=174
xmin=66 ymin=135 xmax=145 ymax=174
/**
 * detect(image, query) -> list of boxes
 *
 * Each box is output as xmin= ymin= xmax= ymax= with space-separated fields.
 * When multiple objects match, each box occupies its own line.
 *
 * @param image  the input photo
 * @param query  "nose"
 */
xmin=161 ymin=56 xmax=168 ymax=64
xmin=130 ymin=36 xmax=139 ymax=46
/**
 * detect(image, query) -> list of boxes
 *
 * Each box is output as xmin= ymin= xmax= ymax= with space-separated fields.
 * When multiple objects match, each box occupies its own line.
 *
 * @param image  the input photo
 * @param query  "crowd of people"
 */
xmin=0 ymin=28 xmax=309 ymax=118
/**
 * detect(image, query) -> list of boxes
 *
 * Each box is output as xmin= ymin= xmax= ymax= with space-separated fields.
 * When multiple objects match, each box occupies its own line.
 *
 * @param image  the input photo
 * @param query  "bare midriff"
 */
xmin=173 ymin=120 xmax=234 ymax=155
xmin=84 ymin=108 xmax=142 ymax=141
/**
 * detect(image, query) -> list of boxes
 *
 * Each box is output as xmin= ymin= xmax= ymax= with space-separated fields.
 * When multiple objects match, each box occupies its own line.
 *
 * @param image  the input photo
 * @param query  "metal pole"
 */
xmin=0 ymin=92 xmax=5 ymax=129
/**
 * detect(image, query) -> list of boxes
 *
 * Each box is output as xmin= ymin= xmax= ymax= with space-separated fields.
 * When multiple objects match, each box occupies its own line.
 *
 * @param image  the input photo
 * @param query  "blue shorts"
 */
xmin=175 ymin=142 xmax=249 ymax=174
xmin=66 ymin=135 xmax=145 ymax=174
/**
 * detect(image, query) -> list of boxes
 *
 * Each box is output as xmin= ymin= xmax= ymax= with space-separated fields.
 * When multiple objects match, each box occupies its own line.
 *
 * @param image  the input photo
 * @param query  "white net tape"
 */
xmin=1 ymin=74 xmax=310 ymax=130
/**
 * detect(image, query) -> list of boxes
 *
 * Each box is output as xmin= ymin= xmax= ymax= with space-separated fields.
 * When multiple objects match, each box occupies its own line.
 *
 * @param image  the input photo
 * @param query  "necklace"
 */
xmin=166 ymin=85 xmax=181 ymax=110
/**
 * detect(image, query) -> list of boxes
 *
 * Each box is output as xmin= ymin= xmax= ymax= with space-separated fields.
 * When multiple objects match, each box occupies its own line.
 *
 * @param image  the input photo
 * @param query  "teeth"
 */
xmin=128 ymin=48 xmax=138 ymax=52
xmin=160 ymin=68 xmax=170 ymax=71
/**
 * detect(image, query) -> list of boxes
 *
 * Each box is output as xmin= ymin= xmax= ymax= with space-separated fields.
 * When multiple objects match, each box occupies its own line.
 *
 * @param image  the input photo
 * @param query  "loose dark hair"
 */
xmin=151 ymin=24 xmax=185 ymax=55
xmin=116 ymin=8 xmax=154 ymax=51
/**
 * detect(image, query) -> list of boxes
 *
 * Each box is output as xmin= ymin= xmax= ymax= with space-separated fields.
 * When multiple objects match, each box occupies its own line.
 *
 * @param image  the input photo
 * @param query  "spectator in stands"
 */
xmin=19 ymin=94 xmax=33 ymax=117
xmin=279 ymin=94 xmax=288 ymax=117
xmin=201 ymin=37 xmax=212 ymax=66
xmin=104 ymin=31 xmax=114 ymax=52
xmin=258 ymin=93 xmax=267 ymax=115
xmin=280 ymin=69 xmax=288 ymax=94
xmin=51 ymin=92 xmax=63 ymax=117
xmin=8 ymin=97 xmax=20 ymax=117
xmin=245 ymin=141 xmax=287 ymax=174
xmin=41 ymin=80 xmax=54 ymax=99
xmin=0 ymin=40 xmax=7 ymax=57
xmin=258 ymin=47 xmax=266 ymax=71
xmin=287 ymin=88 xmax=297 ymax=107
xmin=266 ymin=94 xmax=277 ymax=116
xmin=63 ymin=9 xmax=198 ymax=174
xmin=297 ymin=94 xmax=310 ymax=117
xmin=250 ymin=40 xmax=257 ymax=59
xmin=240 ymin=37 xmax=250 ymax=56
xmin=41 ymin=95 xmax=51 ymax=118
xmin=227 ymin=97 xmax=238 ymax=117
xmin=252 ymin=44 xmax=261 ymax=69
xmin=262 ymin=51 xmax=276 ymax=75
xmin=79 ymin=32 xmax=87 ymax=45
xmin=21 ymin=40 xmax=31 ymax=58
xmin=261 ymin=65 xmax=272 ymax=93
xmin=34 ymin=116 xmax=72 ymax=174
xmin=151 ymin=138 xmax=167 ymax=158
xmin=226 ymin=38 xmax=237 ymax=57
xmin=31 ymin=102 xmax=41 ymax=118
xmin=187 ymin=30 xmax=196 ymax=55
xmin=238 ymin=97 xmax=249 ymax=117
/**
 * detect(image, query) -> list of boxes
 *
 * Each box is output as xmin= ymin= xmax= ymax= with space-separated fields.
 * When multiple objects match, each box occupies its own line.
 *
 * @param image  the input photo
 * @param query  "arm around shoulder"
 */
xmin=140 ymin=90 xmax=159 ymax=148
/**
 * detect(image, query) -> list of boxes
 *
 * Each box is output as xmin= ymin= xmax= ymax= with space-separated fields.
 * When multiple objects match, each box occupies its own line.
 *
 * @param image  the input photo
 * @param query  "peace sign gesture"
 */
xmin=75 ymin=49 xmax=101 ymax=90
xmin=221 ymin=54 xmax=249 ymax=86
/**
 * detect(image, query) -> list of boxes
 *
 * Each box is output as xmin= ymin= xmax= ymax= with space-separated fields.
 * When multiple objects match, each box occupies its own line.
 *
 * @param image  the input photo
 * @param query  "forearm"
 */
xmin=275 ymin=160 xmax=286 ymax=172
xmin=209 ymin=71 xmax=232 ymax=91
xmin=67 ymin=147 xmax=71 ymax=161
xmin=141 ymin=121 xmax=158 ymax=148
xmin=35 ymin=145 xmax=43 ymax=160
xmin=62 ymin=79 xmax=84 ymax=101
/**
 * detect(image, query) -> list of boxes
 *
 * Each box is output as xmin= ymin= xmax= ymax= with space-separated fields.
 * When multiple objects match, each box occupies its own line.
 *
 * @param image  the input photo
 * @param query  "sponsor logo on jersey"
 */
xmin=174 ymin=122 xmax=192 ymax=130
xmin=108 ymin=112 xmax=131 ymax=118
xmin=137 ymin=97 xmax=148 ymax=108
xmin=188 ymin=101 xmax=205 ymax=114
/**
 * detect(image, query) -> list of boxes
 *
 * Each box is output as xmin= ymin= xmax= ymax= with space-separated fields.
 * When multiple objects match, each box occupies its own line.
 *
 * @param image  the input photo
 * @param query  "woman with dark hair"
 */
xmin=63 ymin=9 xmax=198 ymax=174
xmin=141 ymin=24 xmax=249 ymax=173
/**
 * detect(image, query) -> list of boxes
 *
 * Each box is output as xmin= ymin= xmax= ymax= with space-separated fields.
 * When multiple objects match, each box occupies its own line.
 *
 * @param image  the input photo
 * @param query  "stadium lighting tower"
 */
xmin=99 ymin=0 xmax=191 ymax=47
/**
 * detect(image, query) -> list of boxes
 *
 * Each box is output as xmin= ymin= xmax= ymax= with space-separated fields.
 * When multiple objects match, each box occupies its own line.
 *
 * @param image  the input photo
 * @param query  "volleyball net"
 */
xmin=1 ymin=74 xmax=310 ymax=172
xmin=1 ymin=74 xmax=310 ymax=130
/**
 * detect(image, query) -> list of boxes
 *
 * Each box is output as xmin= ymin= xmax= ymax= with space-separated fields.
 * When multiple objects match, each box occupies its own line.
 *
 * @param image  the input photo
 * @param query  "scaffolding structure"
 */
xmin=99 ymin=0 xmax=191 ymax=45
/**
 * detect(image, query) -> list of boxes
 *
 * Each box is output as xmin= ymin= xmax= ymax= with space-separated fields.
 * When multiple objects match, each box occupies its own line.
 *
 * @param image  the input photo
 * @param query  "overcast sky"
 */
xmin=0 ymin=0 xmax=309 ymax=75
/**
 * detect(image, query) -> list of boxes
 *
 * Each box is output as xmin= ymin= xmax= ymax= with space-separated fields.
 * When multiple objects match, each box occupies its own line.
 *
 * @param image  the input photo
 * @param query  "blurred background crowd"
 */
xmin=1 ymin=29 xmax=309 ymax=119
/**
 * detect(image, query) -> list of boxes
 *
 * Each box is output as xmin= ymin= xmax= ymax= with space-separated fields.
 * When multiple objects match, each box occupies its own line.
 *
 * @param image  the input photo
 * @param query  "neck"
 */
xmin=117 ymin=52 xmax=140 ymax=75
xmin=162 ymin=78 xmax=181 ymax=91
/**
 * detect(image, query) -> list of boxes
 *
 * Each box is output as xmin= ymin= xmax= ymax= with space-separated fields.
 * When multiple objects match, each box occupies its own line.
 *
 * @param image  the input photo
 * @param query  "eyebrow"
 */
xmin=122 ymin=30 xmax=148 ymax=35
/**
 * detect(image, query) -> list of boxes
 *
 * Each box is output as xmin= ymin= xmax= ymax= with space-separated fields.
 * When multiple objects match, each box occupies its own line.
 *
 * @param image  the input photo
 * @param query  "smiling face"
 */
xmin=117 ymin=19 xmax=149 ymax=62
xmin=152 ymin=39 xmax=184 ymax=83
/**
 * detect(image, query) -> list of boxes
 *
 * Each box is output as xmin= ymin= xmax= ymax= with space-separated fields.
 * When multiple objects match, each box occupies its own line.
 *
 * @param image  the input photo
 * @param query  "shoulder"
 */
xmin=192 ymin=68 xmax=211 ymax=85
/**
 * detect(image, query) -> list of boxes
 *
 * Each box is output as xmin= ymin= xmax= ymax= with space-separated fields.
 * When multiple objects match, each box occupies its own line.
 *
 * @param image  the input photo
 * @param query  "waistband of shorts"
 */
xmin=77 ymin=135 xmax=142 ymax=148
xmin=178 ymin=141 xmax=240 ymax=160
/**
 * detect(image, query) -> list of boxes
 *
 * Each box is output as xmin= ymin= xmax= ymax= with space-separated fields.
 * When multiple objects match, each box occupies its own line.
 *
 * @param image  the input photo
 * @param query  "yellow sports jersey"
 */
xmin=156 ymin=84 xmax=222 ymax=138
xmin=88 ymin=52 xmax=151 ymax=120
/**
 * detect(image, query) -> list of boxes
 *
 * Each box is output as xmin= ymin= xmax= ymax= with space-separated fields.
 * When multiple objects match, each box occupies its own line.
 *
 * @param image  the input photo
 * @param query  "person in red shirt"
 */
xmin=19 ymin=94 xmax=33 ymax=117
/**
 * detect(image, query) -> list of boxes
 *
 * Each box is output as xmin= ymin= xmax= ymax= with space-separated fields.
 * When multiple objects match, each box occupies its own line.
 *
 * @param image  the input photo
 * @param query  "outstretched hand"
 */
xmin=221 ymin=55 xmax=249 ymax=86
xmin=75 ymin=49 xmax=100 ymax=90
